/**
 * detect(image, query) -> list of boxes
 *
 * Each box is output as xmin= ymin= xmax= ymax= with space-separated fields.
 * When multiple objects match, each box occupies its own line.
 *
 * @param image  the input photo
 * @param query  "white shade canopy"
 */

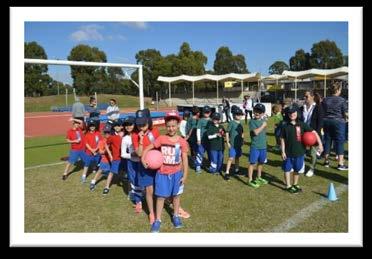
xmin=157 ymin=73 xmax=261 ymax=106
xmin=282 ymin=66 xmax=348 ymax=79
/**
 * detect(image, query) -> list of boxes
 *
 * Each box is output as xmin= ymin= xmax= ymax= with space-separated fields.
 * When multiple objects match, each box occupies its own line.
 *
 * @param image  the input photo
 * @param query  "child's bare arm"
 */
xmin=105 ymin=143 xmax=113 ymax=161
xmin=253 ymin=121 xmax=267 ymax=136
xmin=280 ymin=138 xmax=286 ymax=160
xmin=181 ymin=151 xmax=188 ymax=184
xmin=141 ymin=144 xmax=154 ymax=168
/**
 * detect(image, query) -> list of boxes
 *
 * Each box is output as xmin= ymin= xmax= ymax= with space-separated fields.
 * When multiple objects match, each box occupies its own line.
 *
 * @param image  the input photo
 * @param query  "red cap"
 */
xmin=164 ymin=110 xmax=181 ymax=122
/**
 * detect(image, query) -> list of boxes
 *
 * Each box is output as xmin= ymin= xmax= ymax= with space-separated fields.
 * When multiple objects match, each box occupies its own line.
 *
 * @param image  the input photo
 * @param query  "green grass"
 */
xmin=24 ymin=118 xmax=348 ymax=232
xmin=25 ymin=94 xmax=152 ymax=112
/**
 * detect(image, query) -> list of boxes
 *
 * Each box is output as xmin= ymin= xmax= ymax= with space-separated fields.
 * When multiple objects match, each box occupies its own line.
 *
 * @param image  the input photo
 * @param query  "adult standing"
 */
xmin=222 ymin=97 xmax=231 ymax=123
xmin=322 ymin=82 xmax=348 ymax=170
xmin=88 ymin=96 xmax=100 ymax=129
xmin=300 ymin=91 xmax=324 ymax=177
xmin=243 ymin=95 xmax=254 ymax=124
xmin=71 ymin=96 xmax=86 ymax=122
xmin=106 ymin=98 xmax=120 ymax=122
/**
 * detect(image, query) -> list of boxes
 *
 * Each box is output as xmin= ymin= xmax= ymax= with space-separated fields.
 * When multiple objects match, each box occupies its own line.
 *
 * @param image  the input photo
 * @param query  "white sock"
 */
xmin=91 ymin=179 xmax=96 ymax=184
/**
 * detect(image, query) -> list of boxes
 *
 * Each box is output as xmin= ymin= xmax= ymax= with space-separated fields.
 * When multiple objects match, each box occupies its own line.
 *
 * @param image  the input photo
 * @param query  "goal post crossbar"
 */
xmin=24 ymin=58 xmax=145 ymax=109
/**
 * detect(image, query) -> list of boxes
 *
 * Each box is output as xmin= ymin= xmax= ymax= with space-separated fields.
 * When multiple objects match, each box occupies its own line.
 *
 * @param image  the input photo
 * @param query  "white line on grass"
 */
xmin=25 ymin=161 xmax=65 ymax=170
xmin=269 ymin=184 xmax=348 ymax=232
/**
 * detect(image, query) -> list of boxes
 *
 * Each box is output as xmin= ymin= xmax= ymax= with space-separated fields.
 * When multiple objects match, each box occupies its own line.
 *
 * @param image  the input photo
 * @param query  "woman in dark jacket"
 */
xmin=300 ymin=91 xmax=324 ymax=177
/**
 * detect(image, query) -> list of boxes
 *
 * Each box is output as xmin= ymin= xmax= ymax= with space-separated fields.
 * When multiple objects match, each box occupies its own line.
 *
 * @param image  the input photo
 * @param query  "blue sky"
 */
xmin=25 ymin=22 xmax=348 ymax=84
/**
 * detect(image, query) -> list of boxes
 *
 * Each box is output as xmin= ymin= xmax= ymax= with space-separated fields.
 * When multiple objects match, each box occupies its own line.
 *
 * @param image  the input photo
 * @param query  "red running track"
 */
xmin=25 ymin=108 xmax=171 ymax=138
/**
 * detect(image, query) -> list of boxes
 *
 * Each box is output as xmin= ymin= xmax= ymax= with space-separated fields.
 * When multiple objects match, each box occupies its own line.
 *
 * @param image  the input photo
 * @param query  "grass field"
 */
xmin=24 ymin=118 xmax=348 ymax=232
xmin=25 ymin=94 xmax=154 ymax=112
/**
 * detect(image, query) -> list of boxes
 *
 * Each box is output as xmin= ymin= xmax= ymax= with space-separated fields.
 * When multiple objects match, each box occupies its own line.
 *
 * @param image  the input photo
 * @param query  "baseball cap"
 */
xmin=103 ymin=124 xmax=111 ymax=133
xmin=233 ymin=108 xmax=244 ymax=116
xmin=203 ymin=105 xmax=211 ymax=113
xmin=211 ymin=112 xmax=221 ymax=120
xmin=123 ymin=116 xmax=135 ymax=125
xmin=165 ymin=110 xmax=181 ymax=122
xmin=253 ymin=103 xmax=266 ymax=113
xmin=287 ymin=105 xmax=298 ymax=114
xmin=135 ymin=117 xmax=148 ymax=126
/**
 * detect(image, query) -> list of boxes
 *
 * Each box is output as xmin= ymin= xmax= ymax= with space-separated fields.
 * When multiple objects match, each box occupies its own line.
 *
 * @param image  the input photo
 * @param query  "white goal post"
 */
xmin=24 ymin=58 xmax=145 ymax=109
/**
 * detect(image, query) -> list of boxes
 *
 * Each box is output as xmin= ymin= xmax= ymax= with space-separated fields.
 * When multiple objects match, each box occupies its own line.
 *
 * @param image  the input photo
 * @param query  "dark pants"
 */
xmin=245 ymin=110 xmax=252 ymax=124
xmin=323 ymin=119 xmax=346 ymax=156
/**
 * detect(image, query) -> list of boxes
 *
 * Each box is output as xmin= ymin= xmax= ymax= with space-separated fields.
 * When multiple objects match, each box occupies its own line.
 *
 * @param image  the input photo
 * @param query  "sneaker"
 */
xmin=224 ymin=174 xmax=230 ymax=181
xmin=81 ymin=175 xmax=87 ymax=183
xmin=337 ymin=164 xmax=348 ymax=171
xmin=178 ymin=208 xmax=191 ymax=219
xmin=89 ymin=183 xmax=96 ymax=191
xmin=286 ymin=186 xmax=298 ymax=194
xmin=293 ymin=184 xmax=303 ymax=192
xmin=149 ymin=213 xmax=155 ymax=225
xmin=172 ymin=216 xmax=183 ymax=228
xmin=324 ymin=160 xmax=330 ymax=168
xmin=135 ymin=202 xmax=142 ymax=214
xmin=256 ymin=177 xmax=268 ymax=185
xmin=102 ymin=187 xmax=110 ymax=195
xmin=247 ymin=180 xmax=260 ymax=188
xmin=151 ymin=220 xmax=161 ymax=233
xmin=195 ymin=166 xmax=201 ymax=174
xmin=234 ymin=168 xmax=240 ymax=175
xmin=62 ymin=174 xmax=67 ymax=181
xmin=305 ymin=169 xmax=314 ymax=177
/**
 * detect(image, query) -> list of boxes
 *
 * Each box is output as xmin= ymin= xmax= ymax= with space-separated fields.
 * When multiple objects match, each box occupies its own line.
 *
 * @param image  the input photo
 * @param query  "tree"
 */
xmin=68 ymin=44 xmax=107 ymax=95
xmin=24 ymin=41 xmax=50 ymax=96
xmin=309 ymin=40 xmax=344 ymax=69
xmin=343 ymin=55 xmax=348 ymax=66
xmin=289 ymin=49 xmax=311 ymax=71
xmin=213 ymin=46 xmax=248 ymax=74
xmin=269 ymin=61 xmax=289 ymax=75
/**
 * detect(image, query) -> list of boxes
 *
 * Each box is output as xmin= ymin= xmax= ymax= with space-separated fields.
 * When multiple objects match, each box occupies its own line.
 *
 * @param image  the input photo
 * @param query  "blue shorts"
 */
xmin=110 ymin=160 xmax=121 ymax=174
xmin=68 ymin=150 xmax=86 ymax=164
xmin=99 ymin=162 xmax=111 ymax=173
xmin=155 ymin=171 xmax=184 ymax=198
xmin=249 ymin=147 xmax=267 ymax=164
xmin=229 ymin=147 xmax=242 ymax=158
xmin=282 ymin=156 xmax=305 ymax=173
xmin=138 ymin=164 xmax=156 ymax=187
xmin=83 ymin=153 xmax=100 ymax=167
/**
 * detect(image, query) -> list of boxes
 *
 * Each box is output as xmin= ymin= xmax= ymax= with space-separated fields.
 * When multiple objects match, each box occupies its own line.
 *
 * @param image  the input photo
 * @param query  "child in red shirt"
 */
xmin=62 ymin=118 xmax=86 ymax=180
xmin=142 ymin=111 xmax=189 ymax=233
xmin=132 ymin=115 xmax=160 ymax=224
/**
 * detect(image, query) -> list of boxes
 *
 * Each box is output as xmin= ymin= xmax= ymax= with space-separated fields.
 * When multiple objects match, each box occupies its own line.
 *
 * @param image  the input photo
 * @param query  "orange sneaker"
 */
xmin=149 ymin=213 xmax=155 ymax=224
xmin=178 ymin=208 xmax=191 ymax=219
xmin=135 ymin=202 xmax=142 ymax=214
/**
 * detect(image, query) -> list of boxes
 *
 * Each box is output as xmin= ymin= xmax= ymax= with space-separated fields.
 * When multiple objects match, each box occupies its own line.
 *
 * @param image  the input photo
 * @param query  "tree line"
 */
xmin=24 ymin=40 xmax=347 ymax=97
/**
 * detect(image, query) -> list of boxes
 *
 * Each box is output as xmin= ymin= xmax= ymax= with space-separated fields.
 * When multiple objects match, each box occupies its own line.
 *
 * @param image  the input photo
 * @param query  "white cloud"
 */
xmin=120 ymin=22 xmax=148 ymax=30
xmin=70 ymin=24 xmax=104 ymax=42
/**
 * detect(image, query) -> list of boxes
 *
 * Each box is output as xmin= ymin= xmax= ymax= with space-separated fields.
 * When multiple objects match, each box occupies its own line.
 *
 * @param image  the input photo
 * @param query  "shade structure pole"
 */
xmin=168 ymin=82 xmax=172 ymax=107
xmin=241 ymin=80 xmax=244 ymax=97
xmin=295 ymin=77 xmax=298 ymax=101
xmin=216 ymin=80 xmax=219 ymax=105
xmin=324 ymin=75 xmax=327 ymax=97
xmin=192 ymin=81 xmax=195 ymax=105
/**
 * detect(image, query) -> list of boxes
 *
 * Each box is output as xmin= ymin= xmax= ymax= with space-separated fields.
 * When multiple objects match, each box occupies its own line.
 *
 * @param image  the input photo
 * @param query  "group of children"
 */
xmin=63 ymin=110 xmax=190 ymax=233
xmin=63 ymin=101 xmax=325 ymax=232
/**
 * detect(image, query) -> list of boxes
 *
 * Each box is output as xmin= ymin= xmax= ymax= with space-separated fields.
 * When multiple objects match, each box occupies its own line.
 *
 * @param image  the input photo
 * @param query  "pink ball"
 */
xmin=144 ymin=149 xmax=164 ymax=170
xmin=302 ymin=132 xmax=317 ymax=146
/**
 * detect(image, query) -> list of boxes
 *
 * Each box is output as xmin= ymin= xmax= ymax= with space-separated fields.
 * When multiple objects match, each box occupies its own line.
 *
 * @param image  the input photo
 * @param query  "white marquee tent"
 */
xmin=157 ymin=73 xmax=261 ymax=106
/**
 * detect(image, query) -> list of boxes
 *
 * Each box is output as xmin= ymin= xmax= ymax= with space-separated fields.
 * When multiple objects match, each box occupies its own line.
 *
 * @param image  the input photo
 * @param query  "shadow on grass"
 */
xmin=25 ymin=142 xmax=68 ymax=149
xmin=312 ymin=191 xmax=328 ymax=198
xmin=314 ymin=168 xmax=348 ymax=185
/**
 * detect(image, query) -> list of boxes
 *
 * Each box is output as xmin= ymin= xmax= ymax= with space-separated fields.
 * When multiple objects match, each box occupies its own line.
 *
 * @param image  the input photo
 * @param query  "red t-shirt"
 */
xmin=98 ymin=139 xmax=110 ymax=163
xmin=107 ymin=134 xmax=122 ymax=161
xmin=66 ymin=128 xmax=85 ymax=150
xmin=85 ymin=131 xmax=102 ymax=155
xmin=132 ymin=127 xmax=160 ymax=151
xmin=153 ymin=135 xmax=189 ymax=175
